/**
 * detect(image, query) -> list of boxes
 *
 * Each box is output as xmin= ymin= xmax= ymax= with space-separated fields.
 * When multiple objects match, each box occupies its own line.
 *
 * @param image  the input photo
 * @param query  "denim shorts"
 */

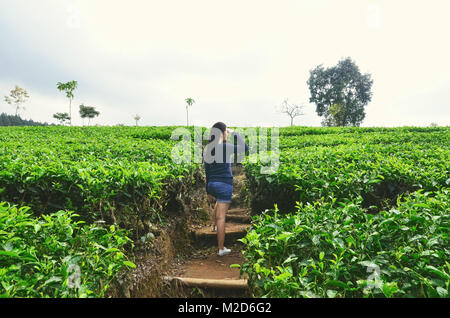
xmin=206 ymin=181 xmax=233 ymax=203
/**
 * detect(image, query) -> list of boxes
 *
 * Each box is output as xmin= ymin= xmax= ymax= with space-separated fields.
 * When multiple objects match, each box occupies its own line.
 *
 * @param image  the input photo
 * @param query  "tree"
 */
xmin=57 ymin=81 xmax=78 ymax=126
xmin=134 ymin=114 xmax=141 ymax=126
xmin=185 ymin=98 xmax=195 ymax=126
xmin=279 ymin=99 xmax=305 ymax=126
xmin=4 ymin=85 xmax=30 ymax=118
xmin=79 ymin=104 xmax=100 ymax=126
xmin=307 ymin=57 xmax=373 ymax=127
xmin=53 ymin=112 xmax=71 ymax=125
xmin=321 ymin=103 xmax=347 ymax=127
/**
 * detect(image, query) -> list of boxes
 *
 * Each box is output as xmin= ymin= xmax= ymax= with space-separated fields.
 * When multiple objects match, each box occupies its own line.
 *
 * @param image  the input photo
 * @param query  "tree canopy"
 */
xmin=53 ymin=112 xmax=71 ymax=125
xmin=79 ymin=104 xmax=100 ymax=126
xmin=307 ymin=57 xmax=373 ymax=127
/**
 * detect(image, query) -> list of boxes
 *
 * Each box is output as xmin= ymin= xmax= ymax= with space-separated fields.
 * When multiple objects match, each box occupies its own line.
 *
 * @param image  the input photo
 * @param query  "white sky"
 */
xmin=0 ymin=0 xmax=449 ymax=127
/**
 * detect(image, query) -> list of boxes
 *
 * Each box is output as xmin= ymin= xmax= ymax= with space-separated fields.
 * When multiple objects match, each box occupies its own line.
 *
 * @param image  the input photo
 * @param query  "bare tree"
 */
xmin=279 ymin=99 xmax=305 ymax=126
xmin=4 ymin=85 xmax=30 ymax=118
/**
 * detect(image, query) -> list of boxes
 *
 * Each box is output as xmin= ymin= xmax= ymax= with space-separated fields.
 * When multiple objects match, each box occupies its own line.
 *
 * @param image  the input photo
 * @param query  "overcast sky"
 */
xmin=0 ymin=0 xmax=449 ymax=127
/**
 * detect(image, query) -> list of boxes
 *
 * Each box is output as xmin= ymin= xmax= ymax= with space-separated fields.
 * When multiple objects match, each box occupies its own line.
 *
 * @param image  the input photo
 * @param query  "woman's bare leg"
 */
xmin=212 ymin=202 xmax=218 ymax=230
xmin=207 ymin=194 xmax=217 ymax=229
xmin=216 ymin=202 xmax=230 ymax=250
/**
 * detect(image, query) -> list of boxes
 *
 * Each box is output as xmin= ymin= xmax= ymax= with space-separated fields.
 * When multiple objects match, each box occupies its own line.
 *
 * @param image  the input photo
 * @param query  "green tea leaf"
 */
xmin=123 ymin=261 xmax=136 ymax=268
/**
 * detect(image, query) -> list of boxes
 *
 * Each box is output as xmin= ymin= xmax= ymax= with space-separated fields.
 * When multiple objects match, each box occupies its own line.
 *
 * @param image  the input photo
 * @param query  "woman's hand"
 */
xmin=227 ymin=128 xmax=234 ymax=134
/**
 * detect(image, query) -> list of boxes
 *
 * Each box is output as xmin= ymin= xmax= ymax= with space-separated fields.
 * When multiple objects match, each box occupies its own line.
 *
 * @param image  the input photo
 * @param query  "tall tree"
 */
xmin=134 ymin=114 xmax=141 ymax=126
xmin=4 ymin=85 xmax=30 ymax=118
xmin=57 ymin=81 xmax=78 ymax=126
xmin=79 ymin=104 xmax=100 ymax=126
xmin=185 ymin=98 xmax=195 ymax=126
xmin=53 ymin=112 xmax=71 ymax=125
xmin=279 ymin=99 xmax=305 ymax=126
xmin=307 ymin=57 xmax=373 ymax=127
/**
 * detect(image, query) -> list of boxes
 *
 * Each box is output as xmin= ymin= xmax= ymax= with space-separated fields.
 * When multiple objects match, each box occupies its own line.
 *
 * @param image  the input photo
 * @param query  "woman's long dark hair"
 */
xmin=204 ymin=122 xmax=227 ymax=162
xmin=208 ymin=122 xmax=227 ymax=144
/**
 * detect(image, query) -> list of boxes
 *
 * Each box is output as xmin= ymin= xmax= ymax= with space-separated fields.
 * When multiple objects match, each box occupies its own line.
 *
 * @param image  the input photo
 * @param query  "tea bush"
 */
xmin=0 ymin=202 xmax=134 ymax=297
xmin=245 ymin=128 xmax=449 ymax=213
xmin=0 ymin=127 xmax=199 ymax=228
xmin=240 ymin=188 xmax=449 ymax=298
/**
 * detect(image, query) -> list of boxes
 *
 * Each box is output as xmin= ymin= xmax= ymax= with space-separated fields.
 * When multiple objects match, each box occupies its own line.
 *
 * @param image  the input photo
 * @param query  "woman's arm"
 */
xmin=225 ymin=129 xmax=249 ymax=160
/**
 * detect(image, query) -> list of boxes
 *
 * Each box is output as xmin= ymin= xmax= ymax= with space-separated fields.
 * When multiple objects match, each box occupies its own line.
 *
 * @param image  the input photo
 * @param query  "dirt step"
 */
xmin=166 ymin=244 xmax=249 ymax=297
xmin=174 ymin=246 xmax=245 ymax=279
xmin=226 ymin=208 xmax=251 ymax=223
xmin=164 ymin=276 xmax=248 ymax=290
xmin=163 ymin=276 xmax=249 ymax=297
xmin=227 ymin=208 xmax=251 ymax=215
xmin=227 ymin=214 xmax=251 ymax=223
xmin=192 ymin=223 xmax=251 ymax=246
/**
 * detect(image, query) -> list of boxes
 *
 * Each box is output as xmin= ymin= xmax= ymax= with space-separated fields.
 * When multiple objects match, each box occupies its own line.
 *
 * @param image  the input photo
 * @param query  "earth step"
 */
xmin=163 ymin=276 xmax=248 ymax=290
xmin=226 ymin=208 xmax=251 ymax=223
xmin=192 ymin=223 xmax=251 ymax=246
xmin=227 ymin=208 xmax=251 ymax=215
xmin=230 ymin=200 xmax=246 ymax=209
xmin=226 ymin=214 xmax=251 ymax=223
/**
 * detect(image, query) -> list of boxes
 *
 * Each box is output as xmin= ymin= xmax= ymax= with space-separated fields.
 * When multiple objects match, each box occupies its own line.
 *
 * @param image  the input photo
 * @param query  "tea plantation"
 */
xmin=241 ymin=126 xmax=449 ymax=297
xmin=0 ymin=126 xmax=448 ymax=297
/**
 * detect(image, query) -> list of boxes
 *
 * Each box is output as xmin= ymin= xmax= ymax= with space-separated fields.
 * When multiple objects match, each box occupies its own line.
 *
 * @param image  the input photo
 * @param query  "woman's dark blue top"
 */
xmin=203 ymin=132 xmax=249 ymax=186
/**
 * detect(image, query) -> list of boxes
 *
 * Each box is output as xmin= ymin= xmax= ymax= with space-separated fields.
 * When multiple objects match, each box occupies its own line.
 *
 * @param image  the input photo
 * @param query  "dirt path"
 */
xmin=163 ymin=168 xmax=251 ymax=297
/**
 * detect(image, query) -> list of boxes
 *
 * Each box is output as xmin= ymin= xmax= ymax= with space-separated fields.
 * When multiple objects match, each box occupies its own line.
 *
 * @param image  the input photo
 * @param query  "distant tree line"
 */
xmin=0 ymin=113 xmax=50 ymax=126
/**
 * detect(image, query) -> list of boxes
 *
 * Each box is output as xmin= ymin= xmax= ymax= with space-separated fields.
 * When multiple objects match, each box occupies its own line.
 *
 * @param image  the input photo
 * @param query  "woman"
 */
xmin=203 ymin=122 xmax=249 ymax=256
